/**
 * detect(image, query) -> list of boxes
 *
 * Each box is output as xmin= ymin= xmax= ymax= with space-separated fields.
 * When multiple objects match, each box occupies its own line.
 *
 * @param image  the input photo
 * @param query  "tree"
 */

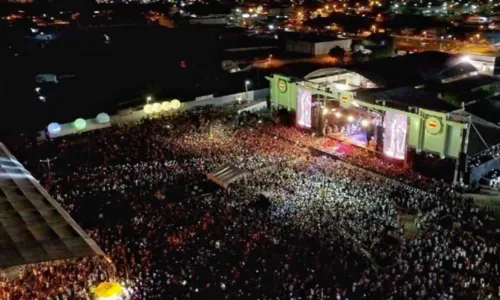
xmin=365 ymin=33 xmax=395 ymax=59
xmin=328 ymin=46 xmax=346 ymax=64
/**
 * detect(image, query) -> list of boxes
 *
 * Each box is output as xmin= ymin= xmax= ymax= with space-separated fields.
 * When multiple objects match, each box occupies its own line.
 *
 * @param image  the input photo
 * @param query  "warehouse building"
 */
xmin=284 ymin=33 xmax=352 ymax=56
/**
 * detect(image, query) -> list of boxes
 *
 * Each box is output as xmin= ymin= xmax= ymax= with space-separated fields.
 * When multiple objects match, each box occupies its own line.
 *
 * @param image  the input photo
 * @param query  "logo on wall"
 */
xmin=278 ymin=79 xmax=288 ymax=93
xmin=425 ymin=117 xmax=443 ymax=135
xmin=339 ymin=93 xmax=351 ymax=108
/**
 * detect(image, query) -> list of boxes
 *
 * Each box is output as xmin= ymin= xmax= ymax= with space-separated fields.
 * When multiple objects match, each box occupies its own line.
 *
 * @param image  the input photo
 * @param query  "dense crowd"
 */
xmin=0 ymin=257 xmax=110 ymax=300
xmin=3 ymin=106 xmax=500 ymax=299
xmin=252 ymin=121 xmax=443 ymax=191
xmin=469 ymin=145 xmax=500 ymax=169
xmin=484 ymin=169 xmax=500 ymax=190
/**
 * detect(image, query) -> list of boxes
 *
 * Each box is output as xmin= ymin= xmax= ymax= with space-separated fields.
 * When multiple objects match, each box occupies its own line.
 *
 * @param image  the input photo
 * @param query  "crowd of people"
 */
xmin=2 ymin=106 xmax=500 ymax=299
xmin=468 ymin=145 xmax=500 ymax=169
xmin=0 ymin=257 xmax=111 ymax=300
xmin=252 ymin=121 xmax=442 ymax=191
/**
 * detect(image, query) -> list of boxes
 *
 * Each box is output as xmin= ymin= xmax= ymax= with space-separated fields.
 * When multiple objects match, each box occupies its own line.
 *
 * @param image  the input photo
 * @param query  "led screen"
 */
xmin=296 ymin=88 xmax=312 ymax=128
xmin=383 ymin=111 xmax=408 ymax=160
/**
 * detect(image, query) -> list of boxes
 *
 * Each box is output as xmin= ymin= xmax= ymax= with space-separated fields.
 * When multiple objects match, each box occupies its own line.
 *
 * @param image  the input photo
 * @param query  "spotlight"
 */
xmin=347 ymin=115 xmax=354 ymax=122
xmin=335 ymin=112 xmax=342 ymax=118
xmin=322 ymin=107 xmax=328 ymax=115
xmin=361 ymin=119 xmax=369 ymax=127
xmin=460 ymin=55 xmax=471 ymax=63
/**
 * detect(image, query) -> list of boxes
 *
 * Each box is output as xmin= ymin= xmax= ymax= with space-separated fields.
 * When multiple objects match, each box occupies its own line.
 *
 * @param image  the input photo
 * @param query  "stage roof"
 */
xmin=0 ymin=143 xmax=104 ymax=268
xmin=465 ymin=98 xmax=500 ymax=127
xmin=356 ymin=87 xmax=457 ymax=112
xmin=343 ymin=51 xmax=477 ymax=88
xmin=277 ymin=51 xmax=478 ymax=89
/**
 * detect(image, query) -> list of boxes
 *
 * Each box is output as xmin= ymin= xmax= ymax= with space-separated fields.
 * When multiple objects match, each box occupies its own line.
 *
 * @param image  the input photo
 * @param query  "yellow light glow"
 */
xmin=94 ymin=282 xmax=123 ymax=298
xmin=161 ymin=101 xmax=171 ymax=111
xmin=347 ymin=115 xmax=355 ymax=122
xmin=152 ymin=103 xmax=162 ymax=113
xmin=361 ymin=119 xmax=370 ymax=127
xmin=144 ymin=104 xmax=153 ymax=114
xmin=335 ymin=112 xmax=342 ymax=118
xmin=171 ymin=99 xmax=181 ymax=109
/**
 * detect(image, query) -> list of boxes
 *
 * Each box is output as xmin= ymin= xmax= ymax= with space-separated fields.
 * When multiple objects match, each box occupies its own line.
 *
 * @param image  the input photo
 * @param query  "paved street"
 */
xmin=394 ymin=35 xmax=498 ymax=55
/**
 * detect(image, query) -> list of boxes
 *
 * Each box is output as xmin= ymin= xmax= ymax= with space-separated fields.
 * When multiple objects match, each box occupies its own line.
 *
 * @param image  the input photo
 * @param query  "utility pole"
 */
xmin=40 ymin=157 xmax=57 ymax=183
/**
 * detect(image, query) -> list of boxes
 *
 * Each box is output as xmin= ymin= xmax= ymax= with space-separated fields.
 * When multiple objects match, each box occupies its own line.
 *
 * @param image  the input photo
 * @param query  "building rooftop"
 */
xmin=0 ymin=143 xmax=103 ymax=268
xmin=426 ymin=74 xmax=498 ymax=94
xmin=344 ymin=51 xmax=477 ymax=88
xmin=277 ymin=52 xmax=478 ymax=89
xmin=356 ymin=87 xmax=458 ymax=112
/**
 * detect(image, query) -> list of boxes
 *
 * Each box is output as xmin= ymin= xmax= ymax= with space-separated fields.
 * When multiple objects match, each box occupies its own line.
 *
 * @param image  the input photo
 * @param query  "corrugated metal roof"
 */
xmin=356 ymin=87 xmax=457 ymax=112
xmin=278 ymin=51 xmax=478 ymax=88
xmin=0 ymin=143 xmax=104 ymax=268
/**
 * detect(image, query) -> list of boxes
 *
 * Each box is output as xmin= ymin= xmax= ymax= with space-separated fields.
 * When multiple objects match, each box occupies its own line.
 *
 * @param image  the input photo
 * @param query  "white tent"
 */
xmin=207 ymin=165 xmax=250 ymax=189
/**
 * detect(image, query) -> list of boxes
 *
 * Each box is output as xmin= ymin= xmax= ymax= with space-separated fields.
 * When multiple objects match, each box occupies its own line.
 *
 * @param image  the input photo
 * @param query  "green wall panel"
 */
xmin=408 ymin=115 xmax=422 ymax=149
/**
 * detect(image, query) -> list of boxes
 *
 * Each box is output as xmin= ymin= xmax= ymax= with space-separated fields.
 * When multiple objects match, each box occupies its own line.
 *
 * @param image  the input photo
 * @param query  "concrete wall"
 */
xmin=286 ymin=39 xmax=352 ymax=56
xmin=188 ymin=17 xmax=227 ymax=25
xmin=188 ymin=88 xmax=269 ymax=109
xmin=314 ymin=39 xmax=352 ymax=56
xmin=237 ymin=101 xmax=267 ymax=114
xmin=285 ymin=40 xmax=314 ymax=55
xmin=45 ymin=88 xmax=270 ymax=138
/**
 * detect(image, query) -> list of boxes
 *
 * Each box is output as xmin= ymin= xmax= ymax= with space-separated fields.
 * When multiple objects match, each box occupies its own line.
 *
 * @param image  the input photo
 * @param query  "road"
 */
xmin=394 ymin=35 xmax=497 ymax=56
xmin=250 ymin=55 xmax=338 ymax=70
xmin=241 ymin=35 xmax=497 ymax=71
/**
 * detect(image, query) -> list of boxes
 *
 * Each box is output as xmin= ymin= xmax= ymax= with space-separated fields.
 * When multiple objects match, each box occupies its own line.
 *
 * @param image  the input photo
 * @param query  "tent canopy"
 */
xmin=0 ymin=143 xmax=104 ymax=268
xmin=207 ymin=165 xmax=250 ymax=189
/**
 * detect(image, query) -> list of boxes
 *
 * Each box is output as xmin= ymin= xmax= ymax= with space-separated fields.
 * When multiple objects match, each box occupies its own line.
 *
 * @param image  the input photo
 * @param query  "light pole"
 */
xmin=40 ymin=157 xmax=57 ymax=183
xmin=146 ymin=95 xmax=153 ymax=104
xmin=244 ymin=80 xmax=250 ymax=100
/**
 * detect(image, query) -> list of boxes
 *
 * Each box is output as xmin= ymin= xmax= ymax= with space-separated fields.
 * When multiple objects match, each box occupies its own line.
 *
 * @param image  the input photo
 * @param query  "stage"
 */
xmin=321 ymin=133 xmax=375 ymax=157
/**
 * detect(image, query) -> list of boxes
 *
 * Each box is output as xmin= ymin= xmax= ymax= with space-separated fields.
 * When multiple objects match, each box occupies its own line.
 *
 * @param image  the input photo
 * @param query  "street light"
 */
xmin=244 ymin=80 xmax=251 ymax=100
xmin=146 ymin=95 xmax=153 ymax=103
